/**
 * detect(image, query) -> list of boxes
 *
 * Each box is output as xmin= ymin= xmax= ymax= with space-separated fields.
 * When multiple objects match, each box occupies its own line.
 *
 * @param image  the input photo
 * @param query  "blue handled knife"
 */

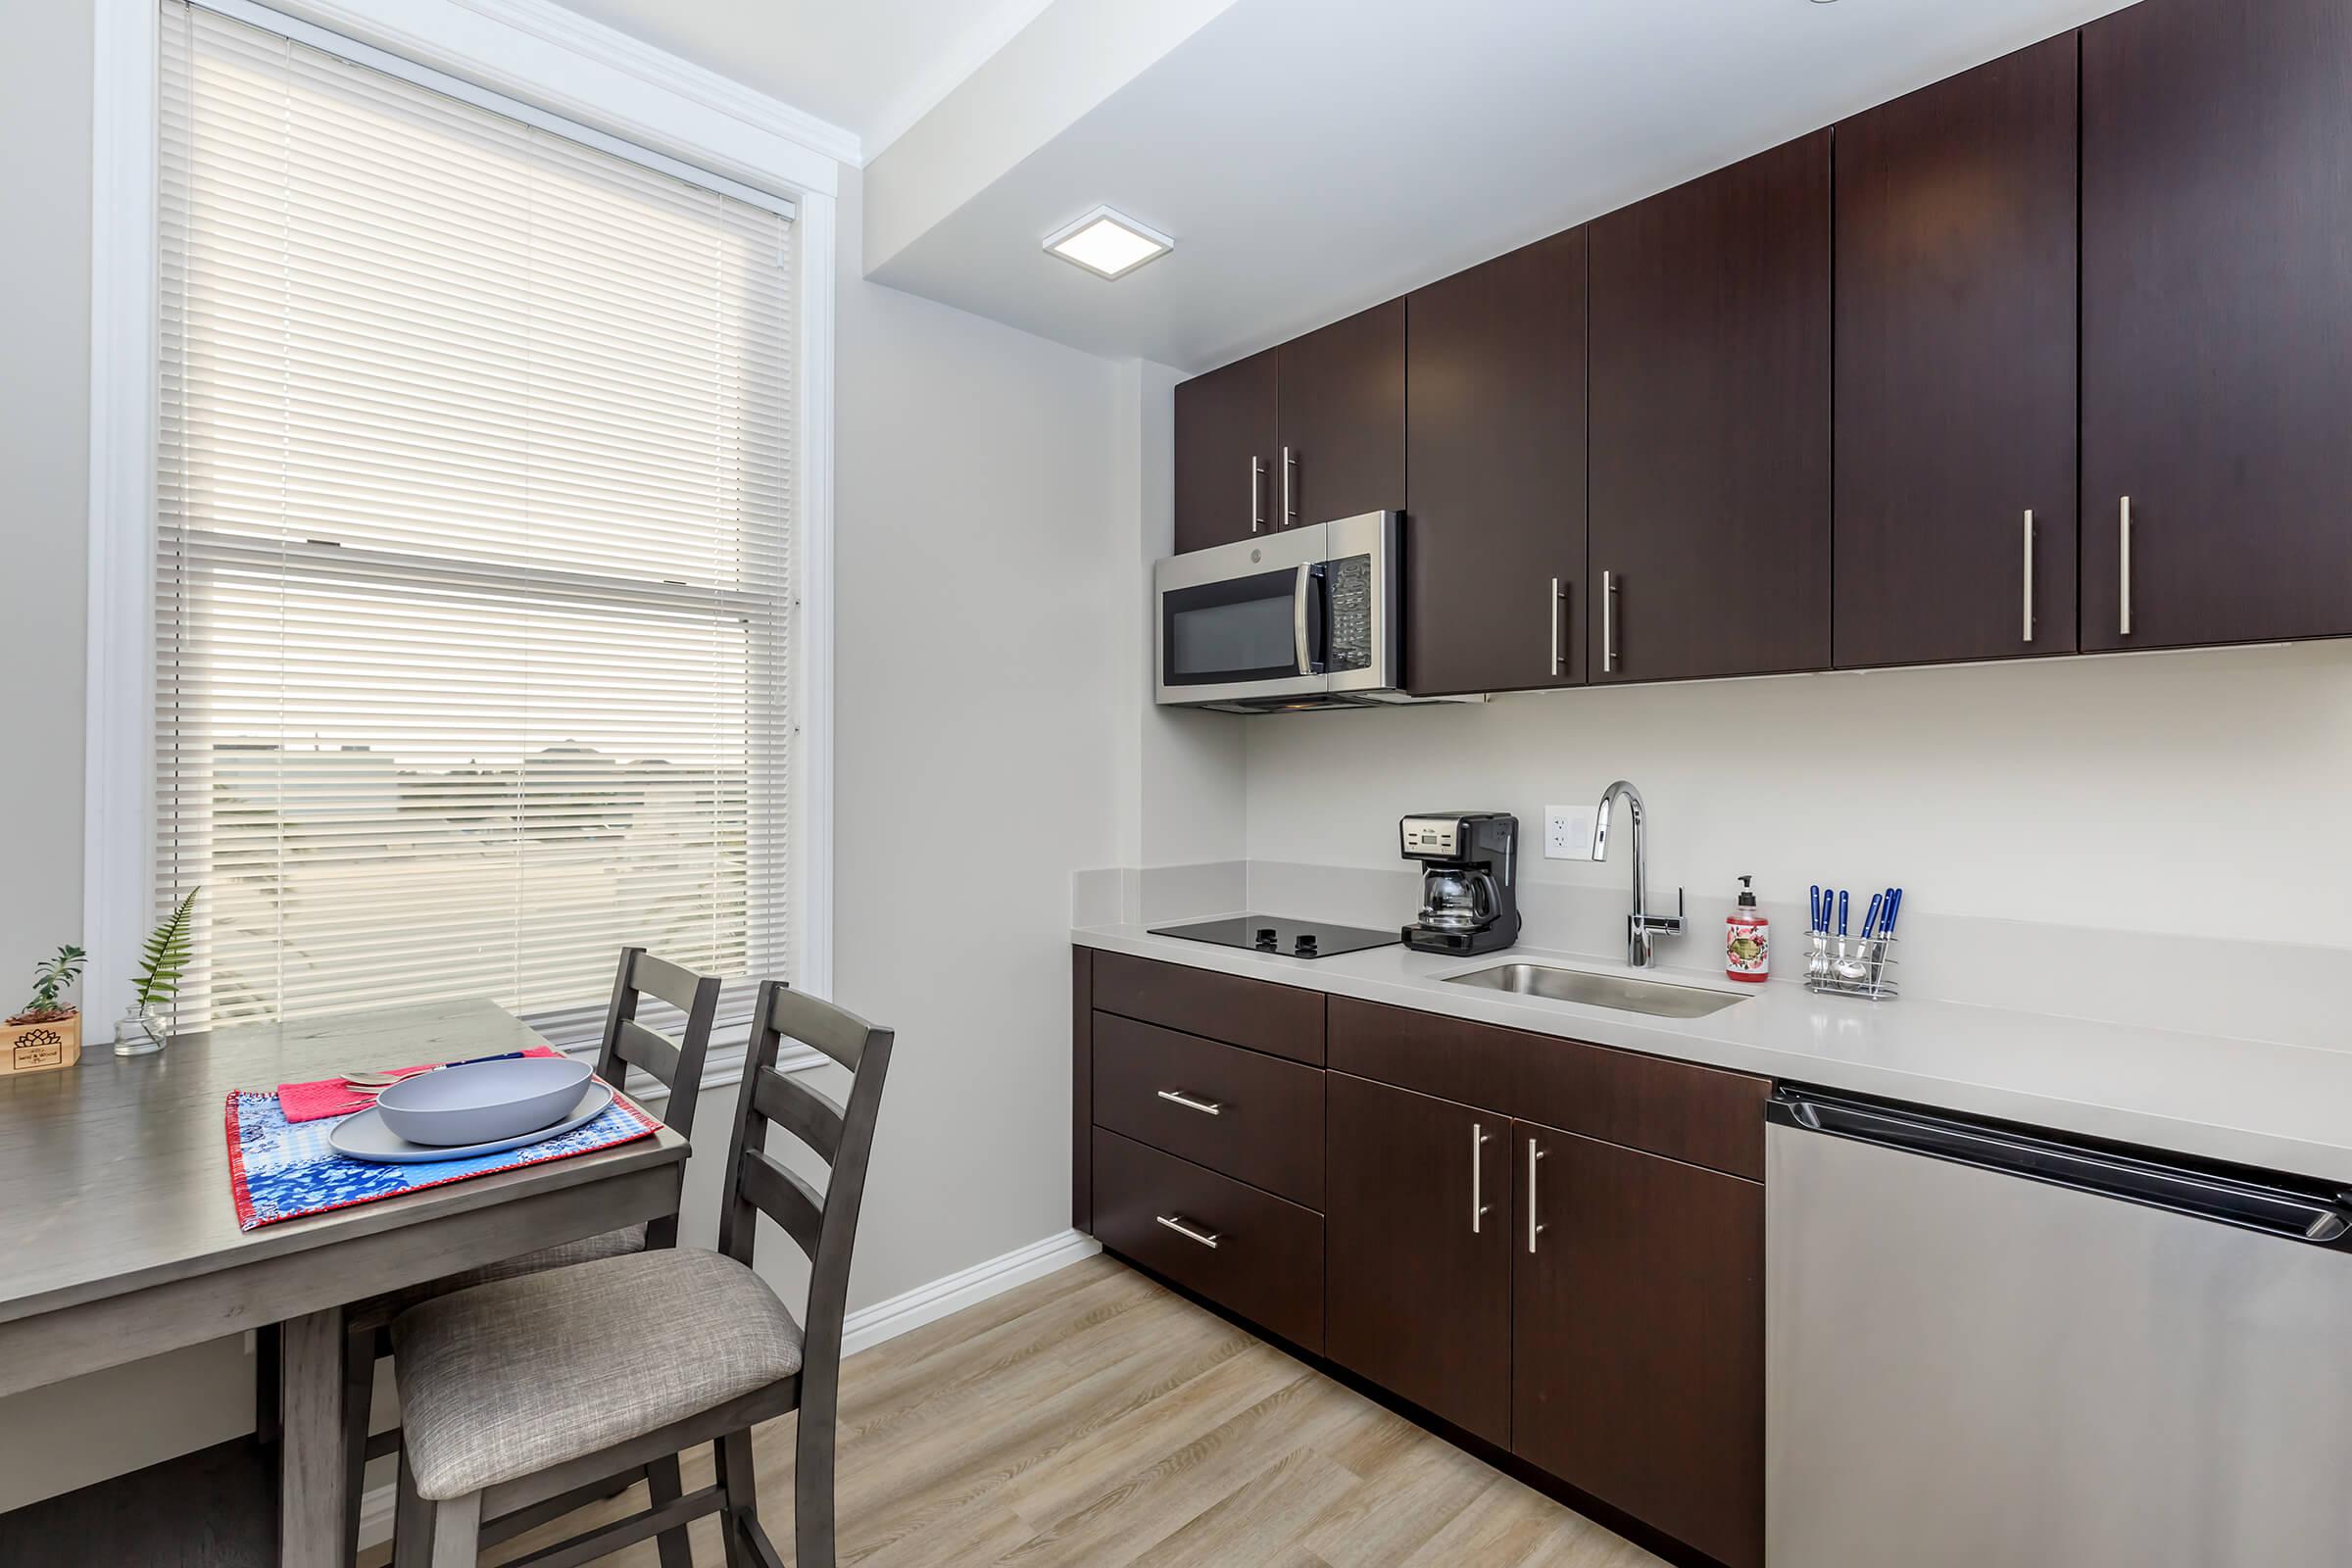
xmin=1861 ymin=892 xmax=1884 ymax=941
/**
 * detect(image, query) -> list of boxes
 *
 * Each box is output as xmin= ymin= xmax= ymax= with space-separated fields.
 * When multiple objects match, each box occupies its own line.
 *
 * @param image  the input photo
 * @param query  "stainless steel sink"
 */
xmin=1442 ymin=962 xmax=1750 ymax=1018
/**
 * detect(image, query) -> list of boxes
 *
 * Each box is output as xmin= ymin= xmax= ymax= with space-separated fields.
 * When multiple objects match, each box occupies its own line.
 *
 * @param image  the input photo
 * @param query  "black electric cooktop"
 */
xmin=1148 ymin=913 xmax=1400 ymax=960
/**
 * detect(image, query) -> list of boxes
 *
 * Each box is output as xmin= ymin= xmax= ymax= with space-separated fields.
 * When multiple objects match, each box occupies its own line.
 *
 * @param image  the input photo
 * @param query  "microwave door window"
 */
xmin=1163 ymin=570 xmax=1301 ymax=686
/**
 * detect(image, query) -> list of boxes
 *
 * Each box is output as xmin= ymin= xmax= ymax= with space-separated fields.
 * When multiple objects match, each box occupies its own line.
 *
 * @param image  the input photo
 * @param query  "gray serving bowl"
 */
xmin=373 ymin=1055 xmax=594 ymax=1148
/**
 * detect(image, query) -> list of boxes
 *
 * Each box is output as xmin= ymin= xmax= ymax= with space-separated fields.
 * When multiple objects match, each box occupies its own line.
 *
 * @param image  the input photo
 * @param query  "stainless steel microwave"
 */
xmin=1154 ymin=511 xmax=1411 ymax=711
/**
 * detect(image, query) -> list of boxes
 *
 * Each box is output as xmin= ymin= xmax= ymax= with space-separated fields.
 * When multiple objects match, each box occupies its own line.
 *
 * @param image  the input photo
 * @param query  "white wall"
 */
xmin=1 ymin=0 xmax=90 ymax=996
xmin=0 ymin=22 xmax=1129 ymax=1508
xmin=822 ymin=163 xmax=1123 ymax=1304
xmin=0 ymin=0 xmax=260 ymax=1515
xmin=1244 ymin=641 xmax=2352 ymax=941
xmin=1104 ymin=359 xmax=1245 ymax=874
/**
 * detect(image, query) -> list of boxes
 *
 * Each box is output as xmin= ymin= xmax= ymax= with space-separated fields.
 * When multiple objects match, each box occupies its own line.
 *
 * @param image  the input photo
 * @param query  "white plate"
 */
xmin=329 ymin=1081 xmax=616 ymax=1164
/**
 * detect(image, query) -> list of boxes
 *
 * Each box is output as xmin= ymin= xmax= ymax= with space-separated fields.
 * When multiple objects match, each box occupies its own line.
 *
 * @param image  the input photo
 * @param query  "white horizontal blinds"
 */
xmin=155 ymin=1 xmax=794 ymax=1037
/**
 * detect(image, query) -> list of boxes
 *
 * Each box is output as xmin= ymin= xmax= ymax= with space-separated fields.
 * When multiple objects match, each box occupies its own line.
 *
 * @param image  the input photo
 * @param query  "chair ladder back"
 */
xmin=630 ymin=950 xmax=715 ymax=1014
xmin=595 ymin=947 xmax=722 ymax=1250
xmin=753 ymin=1068 xmax=847 ymax=1162
xmin=714 ymin=978 xmax=896 ymax=1568
xmin=612 ymin=1019 xmax=682 ymax=1088
xmin=735 ymin=1147 xmax=825 ymax=1259
xmin=593 ymin=947 xmax=722 ymax=1132
xmin=763 ymin=984 xmax=879 ymax=1071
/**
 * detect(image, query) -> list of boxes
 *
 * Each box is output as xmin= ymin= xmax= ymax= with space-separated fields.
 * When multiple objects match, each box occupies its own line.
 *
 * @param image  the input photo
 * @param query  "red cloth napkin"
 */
xmin=275 ymin=1044 xmax=567 ymax=1123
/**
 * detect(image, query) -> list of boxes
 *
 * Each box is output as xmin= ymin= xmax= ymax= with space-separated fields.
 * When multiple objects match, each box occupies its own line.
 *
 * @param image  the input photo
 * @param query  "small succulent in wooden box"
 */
xmin=4 ymin=945 xmax=86 ymax=1074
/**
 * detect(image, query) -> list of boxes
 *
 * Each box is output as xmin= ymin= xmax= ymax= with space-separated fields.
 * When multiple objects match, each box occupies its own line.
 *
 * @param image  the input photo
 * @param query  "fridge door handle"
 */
xmin=1771 ymin=1088 xmax=2352 ymax=1246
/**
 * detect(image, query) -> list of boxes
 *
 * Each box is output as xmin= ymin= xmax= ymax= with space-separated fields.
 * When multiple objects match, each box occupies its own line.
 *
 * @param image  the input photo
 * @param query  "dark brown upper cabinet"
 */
xmin=1513 ymin=1124 xmax=1765 ymax=1568
xmin=1588 ymin=133 xmax=1833 ymax=683
xmin=1324 ymin=1073 xmax=1513 ymax=1448
xmin=2082 ymin=0 xmax=2352 ymax=652
xmin=1277 ymin=299 xmax=1405 ymax=531
xmin=1835 ymin=35 xmax=2080 ymax=668
xmin=1404 ymin=229 xmax=1588 ymax=696
xmin=1173 ymin=347 xmax=1279 ymax=555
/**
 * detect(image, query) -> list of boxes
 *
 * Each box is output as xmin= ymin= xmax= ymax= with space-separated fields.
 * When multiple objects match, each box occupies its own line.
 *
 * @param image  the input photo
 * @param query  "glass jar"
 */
xmin=115 ymin=1002 xmax=171 ymax=1056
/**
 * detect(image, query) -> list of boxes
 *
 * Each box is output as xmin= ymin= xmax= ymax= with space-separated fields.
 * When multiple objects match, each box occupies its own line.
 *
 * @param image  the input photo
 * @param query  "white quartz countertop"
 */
xmin=1072 ymin=922 xmax=2352 ymax=1187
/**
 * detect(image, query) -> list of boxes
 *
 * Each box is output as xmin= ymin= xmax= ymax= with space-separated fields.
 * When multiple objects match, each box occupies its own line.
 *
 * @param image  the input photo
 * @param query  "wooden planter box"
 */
xmin=1 ymin=1012 xmax=81 ymax=1075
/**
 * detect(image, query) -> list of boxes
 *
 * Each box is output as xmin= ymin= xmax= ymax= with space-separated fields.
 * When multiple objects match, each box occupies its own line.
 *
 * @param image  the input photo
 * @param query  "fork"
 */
xmin=341 ymin=1051 xmax=526 ymax=1090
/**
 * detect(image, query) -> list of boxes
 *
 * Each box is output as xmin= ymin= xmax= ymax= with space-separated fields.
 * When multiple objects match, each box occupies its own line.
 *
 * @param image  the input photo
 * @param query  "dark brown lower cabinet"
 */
xmin=1323 ymin=1073 xmax=1513 ymax=1447
xmin=1091 ymin=1127 xmax=1325 ymax=1353
xmin=1513 ymin=1122 xmax=1765 ymax=1568
xmin=1078 ymin=950 xmax=1769 ymax=1567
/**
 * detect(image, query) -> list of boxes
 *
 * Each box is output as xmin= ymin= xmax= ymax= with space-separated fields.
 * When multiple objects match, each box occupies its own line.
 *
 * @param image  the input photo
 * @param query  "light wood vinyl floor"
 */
xmin=362 ymin=1253 xmax=1666 ymax=1567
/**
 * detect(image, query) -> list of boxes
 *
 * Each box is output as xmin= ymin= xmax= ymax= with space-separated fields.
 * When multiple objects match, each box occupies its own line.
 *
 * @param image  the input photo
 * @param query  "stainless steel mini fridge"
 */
xmin=1767 ymin=1086 xmax=2352 ymax=1567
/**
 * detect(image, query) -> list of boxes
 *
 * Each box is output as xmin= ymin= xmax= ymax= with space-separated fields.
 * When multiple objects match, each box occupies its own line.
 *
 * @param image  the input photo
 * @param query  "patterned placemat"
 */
xmin=225 ymin=1081 xmax=659 ymax=1231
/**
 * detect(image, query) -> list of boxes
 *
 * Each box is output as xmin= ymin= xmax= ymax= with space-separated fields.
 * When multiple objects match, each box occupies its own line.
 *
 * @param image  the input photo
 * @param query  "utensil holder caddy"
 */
xmin=1803 ymin=932 xmax=1899 ymax=1002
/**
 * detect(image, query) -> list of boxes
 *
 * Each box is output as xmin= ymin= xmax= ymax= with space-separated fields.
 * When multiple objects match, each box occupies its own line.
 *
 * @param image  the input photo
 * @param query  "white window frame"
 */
xmin=86 ymin=0 xmax=843 ymax=1075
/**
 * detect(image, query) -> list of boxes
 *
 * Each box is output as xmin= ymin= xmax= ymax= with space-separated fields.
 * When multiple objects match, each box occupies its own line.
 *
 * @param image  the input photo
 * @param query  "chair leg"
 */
xmin=794 ymin=1402 xmax=837 ymax=1568
xmin=340 ymin=1324 xmax=375 ymax=1566
xmin=644 ymin=1452 xmax=695 ymax=1568
xmin=392 ymin=1448 xmax=432 ymax=1568
xmin=713 ymin=1430 xmax=759 ymax=1568
xmin=428 ymin=1491 xmax=482 ymax=1568
xmin=254 ymin=1323 xmax=283 ymax=1446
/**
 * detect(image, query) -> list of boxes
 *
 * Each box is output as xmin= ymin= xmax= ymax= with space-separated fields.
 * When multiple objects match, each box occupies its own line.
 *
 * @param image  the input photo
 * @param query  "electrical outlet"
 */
xmin=1544 ymin=805 xmax=1594 ymax=860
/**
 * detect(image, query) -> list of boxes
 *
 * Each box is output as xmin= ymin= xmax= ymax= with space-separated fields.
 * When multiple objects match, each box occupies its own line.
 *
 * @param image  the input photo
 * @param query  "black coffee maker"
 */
xmin=1400 ymin=812 xmax=1522 ymax=956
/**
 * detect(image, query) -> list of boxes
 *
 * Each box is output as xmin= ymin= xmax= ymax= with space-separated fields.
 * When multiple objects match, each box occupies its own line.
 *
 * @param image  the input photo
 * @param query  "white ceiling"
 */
xmin=549 ymin=0 xmax=2144 ymax=372
xmin=863 ymin=0 xmax=2143 ymax=371
xmin=545 ymin=0 xmax=1058 ymax=156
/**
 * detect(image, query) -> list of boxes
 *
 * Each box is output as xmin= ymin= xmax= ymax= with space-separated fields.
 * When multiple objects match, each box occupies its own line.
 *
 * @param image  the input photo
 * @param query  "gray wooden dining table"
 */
xmin=0 ymin=999 xmax=689 ymax=1567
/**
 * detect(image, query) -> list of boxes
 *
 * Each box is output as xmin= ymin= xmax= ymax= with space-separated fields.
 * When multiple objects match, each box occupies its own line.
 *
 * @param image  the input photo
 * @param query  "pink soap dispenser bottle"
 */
xmin=1726 ymin=875 xmax=1769 ymax=983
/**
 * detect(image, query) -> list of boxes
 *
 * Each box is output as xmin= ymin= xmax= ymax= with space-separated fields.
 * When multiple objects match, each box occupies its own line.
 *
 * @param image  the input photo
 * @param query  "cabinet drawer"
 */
xmin=1092 ymin=952 xmax=1326 ymax=1066
xmin=1329 ymin=997 xmax=1768 ymax=1180
xmin=1092 ymin=1128 xmax=1324 ymax=1352
xmin=1094 ymin=1013 xmax=1325 ymax=1208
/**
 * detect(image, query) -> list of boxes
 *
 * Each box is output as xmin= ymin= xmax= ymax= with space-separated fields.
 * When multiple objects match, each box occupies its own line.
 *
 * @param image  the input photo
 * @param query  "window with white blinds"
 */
xmin=154 ymin=1 xmax=795 ymax=1038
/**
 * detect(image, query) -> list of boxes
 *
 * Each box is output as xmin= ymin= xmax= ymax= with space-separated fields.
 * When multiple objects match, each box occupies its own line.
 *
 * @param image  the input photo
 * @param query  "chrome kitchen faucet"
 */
xmin=1592 ymin=779 xmax=1685 ymax=968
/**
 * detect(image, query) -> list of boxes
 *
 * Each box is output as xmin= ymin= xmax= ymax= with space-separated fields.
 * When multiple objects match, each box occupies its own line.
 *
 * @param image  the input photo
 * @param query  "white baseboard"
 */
xmin=355 ymin=1227 xmax=1100 ymax=1549
xmin=359 ymin=1476 xmax=398 ymax=1551
xmin=839 ymin=1227 xmax=1100 ymax=1360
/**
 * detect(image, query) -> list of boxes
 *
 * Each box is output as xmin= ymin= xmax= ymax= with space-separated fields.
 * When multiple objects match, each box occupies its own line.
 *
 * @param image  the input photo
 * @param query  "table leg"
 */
xmin=279 ymin=1305 xmax=349 ymax=1568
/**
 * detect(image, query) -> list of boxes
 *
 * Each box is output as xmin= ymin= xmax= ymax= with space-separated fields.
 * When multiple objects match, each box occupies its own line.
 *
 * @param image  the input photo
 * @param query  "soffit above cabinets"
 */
xmin=547 ymin=0 xmax=1064 ymax=157
xmin=861 ymin=0 xmax=2140 ymax=372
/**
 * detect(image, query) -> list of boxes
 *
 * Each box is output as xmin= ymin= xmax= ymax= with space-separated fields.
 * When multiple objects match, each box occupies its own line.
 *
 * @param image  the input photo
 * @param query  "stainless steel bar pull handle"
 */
xmin=1250 ymin=457 xmax=1264 ymax=533
xmin=1155 ymin=1214 xmax=1219 ymax=1250
xmin=1601 ymin=571 xmax=1618 ymax=673
xmin=2021 ymin=510 xmax=2035 ymax=643
xmin=1282 ymin=446 xmax=1296 ymax=526
xmin=1471 ymin=1123 xmax=1494 ymax=1233
xmin=2119 ymin=496 xmax=2132 ymax=636
xmin=1526 ymin=1138 xmax=1546 ymax=1253
xmin=1155 ymin=1088 xmax=1222 ymax=1116
xmin=1548 ymin=578 xmax=1564 ymax=676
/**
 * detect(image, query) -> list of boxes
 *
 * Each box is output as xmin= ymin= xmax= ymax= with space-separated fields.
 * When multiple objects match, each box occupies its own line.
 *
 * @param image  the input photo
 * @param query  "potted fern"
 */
xmin=4 ymin=946 xmax=86 ymax=1074
xmin=118 ymin=888 xmax=199 ymax=1056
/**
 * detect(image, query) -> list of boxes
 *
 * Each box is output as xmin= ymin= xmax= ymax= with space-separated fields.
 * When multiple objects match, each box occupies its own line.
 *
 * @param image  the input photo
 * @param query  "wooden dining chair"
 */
xmin=386 ymin=981 xmax=894 ymax=1568
xmin=335 ymin=947 xmax=722 ymax=1560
